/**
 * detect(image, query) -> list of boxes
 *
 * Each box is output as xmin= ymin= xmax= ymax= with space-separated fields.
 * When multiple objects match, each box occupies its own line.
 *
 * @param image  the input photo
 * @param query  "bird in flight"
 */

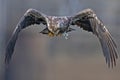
xmin=5 ymin=8 xmax=118 ymax=68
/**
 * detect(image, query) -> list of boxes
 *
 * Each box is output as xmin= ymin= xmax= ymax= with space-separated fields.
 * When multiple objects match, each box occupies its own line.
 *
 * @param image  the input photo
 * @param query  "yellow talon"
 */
xmin=48 ymin=32 xmax=54 ymax=37
xmin=48 ymin=32 xmax=62 ymax=37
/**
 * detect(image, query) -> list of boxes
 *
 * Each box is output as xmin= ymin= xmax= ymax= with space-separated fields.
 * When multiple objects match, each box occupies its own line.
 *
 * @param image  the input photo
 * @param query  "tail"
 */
xmin=5 ymin=25 xmax=21 ymax=65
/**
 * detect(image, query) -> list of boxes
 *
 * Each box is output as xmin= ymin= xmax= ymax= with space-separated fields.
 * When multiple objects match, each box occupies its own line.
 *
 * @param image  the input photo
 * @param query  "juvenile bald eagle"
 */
xmin=5 ymin=8 xmax=118 ymax=67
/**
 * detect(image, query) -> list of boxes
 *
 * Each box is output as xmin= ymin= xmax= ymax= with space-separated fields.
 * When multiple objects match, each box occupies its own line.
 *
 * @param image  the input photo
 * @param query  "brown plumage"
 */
xmin=5 ymin=8 xmax=118 ymax=68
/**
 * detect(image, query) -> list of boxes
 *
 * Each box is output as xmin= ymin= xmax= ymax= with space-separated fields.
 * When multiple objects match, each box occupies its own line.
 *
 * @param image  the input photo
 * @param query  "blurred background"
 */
xmin=0 ymin=0 xmax=120 ymax=80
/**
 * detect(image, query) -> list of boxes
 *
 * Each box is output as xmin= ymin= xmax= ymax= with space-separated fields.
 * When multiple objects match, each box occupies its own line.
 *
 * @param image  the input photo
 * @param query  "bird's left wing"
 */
xmin=5 ymin=9 xmax=47 ymax=64
xmin=70 ymin=9 xmax=118 ymax=67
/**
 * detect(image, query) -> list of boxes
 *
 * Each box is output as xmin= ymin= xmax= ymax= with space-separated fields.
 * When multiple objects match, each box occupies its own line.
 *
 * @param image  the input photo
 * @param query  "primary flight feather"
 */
xmin=5 ymin=8 xmax=118 ymax=67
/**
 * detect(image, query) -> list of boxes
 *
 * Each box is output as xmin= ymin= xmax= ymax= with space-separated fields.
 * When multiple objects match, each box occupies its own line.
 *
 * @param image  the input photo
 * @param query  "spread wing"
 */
xmin=5 ymin=9 xmax=47 ymax=64
xmin=70 ymin=9 xmax=118 ymax=67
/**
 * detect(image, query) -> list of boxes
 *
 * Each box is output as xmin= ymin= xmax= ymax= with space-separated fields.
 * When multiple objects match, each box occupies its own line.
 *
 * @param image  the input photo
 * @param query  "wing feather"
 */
xmin=5 ymin=9 xmax=47 ymax=64
xmin=70 ymin=9 xmax=118 ymax=67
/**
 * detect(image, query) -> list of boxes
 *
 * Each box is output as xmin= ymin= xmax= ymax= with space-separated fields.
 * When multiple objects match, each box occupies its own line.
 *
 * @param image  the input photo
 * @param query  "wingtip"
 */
xmin=5 ymin=51 xmax=11 ymax=66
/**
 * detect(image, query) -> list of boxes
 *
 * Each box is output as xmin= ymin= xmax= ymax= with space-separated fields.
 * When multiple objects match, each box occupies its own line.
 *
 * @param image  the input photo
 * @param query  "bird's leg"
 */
xmin=63 ymin=32 xmax=69 ymax=39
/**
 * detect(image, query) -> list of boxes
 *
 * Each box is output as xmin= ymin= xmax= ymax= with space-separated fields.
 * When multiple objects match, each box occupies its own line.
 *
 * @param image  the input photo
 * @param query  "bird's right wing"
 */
xmin=5 ymin=9 xmax=47 ymax=64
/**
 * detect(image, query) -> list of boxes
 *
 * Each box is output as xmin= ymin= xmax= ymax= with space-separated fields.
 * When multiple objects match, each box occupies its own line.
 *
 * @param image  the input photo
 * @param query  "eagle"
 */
xmin=5 ymin=8 xmax=118 ymax=68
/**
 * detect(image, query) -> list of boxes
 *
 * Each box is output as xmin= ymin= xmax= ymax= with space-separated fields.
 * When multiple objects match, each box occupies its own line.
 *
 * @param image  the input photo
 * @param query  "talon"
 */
xmin=48 ymin=32 xmax=54 ymax=37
